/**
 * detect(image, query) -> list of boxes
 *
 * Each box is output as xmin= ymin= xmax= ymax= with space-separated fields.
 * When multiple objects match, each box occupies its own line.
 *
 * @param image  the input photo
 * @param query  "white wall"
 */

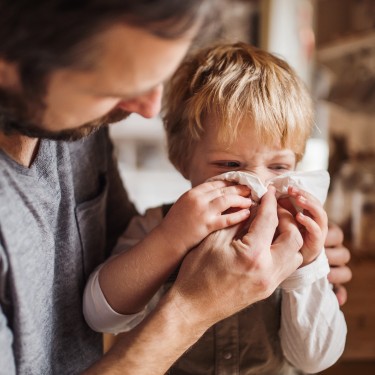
xmin=110 ymin=114 xmax=190 ymax=213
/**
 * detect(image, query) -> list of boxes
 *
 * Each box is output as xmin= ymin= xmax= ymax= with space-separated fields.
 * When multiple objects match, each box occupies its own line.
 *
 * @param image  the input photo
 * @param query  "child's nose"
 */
xmin=116 ymin=84 xmax=163 ymax=119
xmin=258 ymin=170 xmax=276 ymax=185
xmin=244 ymin=169 xmax=273 ymax=185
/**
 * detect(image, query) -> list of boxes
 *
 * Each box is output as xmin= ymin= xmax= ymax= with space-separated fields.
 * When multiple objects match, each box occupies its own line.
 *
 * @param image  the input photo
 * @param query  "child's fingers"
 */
xmin=296 ymin=196 xmax=327 ymax=230
xmin=215 ymin=208 xmax=251 ymax=228
xmin=195 ymin=179 xmax=232 ymax=192
xmin=211 ymin=194 xmax=253 ymax=213
xmin=296 ymin=211 xmax=321 ymax=239
xmin=288 ymin=187 xmax=327 ymax=229
xmin=206 ymin=183 xmax=251 ymax=200
xmin=176 ymin=183 xmax=251 ymax=215
xmin=296 ymin=212 xmax=323 ymax=264
xmin=288 ymin=186 xmax=320 ymax=203
xmin=188 ymin=180 xmax=251 ymax=199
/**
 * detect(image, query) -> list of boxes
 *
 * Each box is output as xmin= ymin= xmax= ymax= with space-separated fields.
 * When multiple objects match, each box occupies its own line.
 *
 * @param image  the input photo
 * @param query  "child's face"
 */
xmin=187 ymin=116 xmax=297 ymax=187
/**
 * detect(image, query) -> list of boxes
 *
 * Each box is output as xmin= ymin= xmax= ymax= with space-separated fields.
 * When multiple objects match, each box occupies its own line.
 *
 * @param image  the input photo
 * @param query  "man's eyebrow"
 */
xmin=96 ymin=88 xmax=146 ymax=99
xmin=96 ymin=76 xmax=170 ymax=99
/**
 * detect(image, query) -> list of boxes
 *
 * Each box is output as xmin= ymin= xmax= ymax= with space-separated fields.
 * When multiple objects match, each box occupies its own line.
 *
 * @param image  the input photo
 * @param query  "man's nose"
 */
xmin=116 ymin=84 xmax=163 ymax=118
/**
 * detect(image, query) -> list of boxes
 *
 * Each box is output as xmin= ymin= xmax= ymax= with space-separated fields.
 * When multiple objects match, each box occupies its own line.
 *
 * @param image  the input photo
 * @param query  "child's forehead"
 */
xmin=204 ymin=114 xmax=254 ymax=133
xmin=202 ymin=113 xmax=301 ymax=158
xmin=203 ymin=115 xmax=268 ymax=143
xmin=200 ymin=126 xmax=296 ymax=165
xmin=208 ymin=141 xmax=295 ymax=158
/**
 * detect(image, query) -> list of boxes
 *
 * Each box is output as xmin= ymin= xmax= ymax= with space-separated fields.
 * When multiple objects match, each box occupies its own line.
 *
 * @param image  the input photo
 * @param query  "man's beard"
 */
xmin=0 ymin=88 xmax=130 ymax=141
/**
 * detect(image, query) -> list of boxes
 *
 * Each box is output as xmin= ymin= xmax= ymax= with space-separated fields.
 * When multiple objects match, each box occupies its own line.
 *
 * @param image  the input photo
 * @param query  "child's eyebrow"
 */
xmin=271 ymin=150 xmax=295 ymax=158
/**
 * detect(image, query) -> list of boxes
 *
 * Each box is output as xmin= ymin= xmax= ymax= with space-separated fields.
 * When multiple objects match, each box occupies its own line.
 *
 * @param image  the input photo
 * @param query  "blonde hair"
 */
xmin=163 ymin=42 xmax=314 ymax=176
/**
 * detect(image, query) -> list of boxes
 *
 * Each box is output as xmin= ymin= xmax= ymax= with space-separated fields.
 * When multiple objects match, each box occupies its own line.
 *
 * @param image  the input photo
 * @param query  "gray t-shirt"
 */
xmin=0 ymin=128 xmax=137 ymax=374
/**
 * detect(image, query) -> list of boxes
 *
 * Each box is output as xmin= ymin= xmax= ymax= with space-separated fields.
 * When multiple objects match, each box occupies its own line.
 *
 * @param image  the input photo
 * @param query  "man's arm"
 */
xmin=83 ymin=187 xmax=303 ymax=374
xmin=83 ymin=291 xmax=206 ymax=375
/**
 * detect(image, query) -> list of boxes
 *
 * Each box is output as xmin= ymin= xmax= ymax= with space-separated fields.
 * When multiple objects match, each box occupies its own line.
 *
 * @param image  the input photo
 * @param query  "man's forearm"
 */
xmin=83 ymin=291 xmax=205 ymax=375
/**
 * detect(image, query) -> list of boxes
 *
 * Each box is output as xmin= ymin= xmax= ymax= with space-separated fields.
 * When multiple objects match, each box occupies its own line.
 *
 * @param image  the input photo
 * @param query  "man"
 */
xmin=0 ymin=1 xmax=351 ymax=374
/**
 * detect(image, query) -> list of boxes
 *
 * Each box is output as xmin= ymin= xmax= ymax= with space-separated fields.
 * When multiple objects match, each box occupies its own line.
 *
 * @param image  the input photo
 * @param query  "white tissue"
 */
xmin=209 ymin=170 xmax=330 ymax=204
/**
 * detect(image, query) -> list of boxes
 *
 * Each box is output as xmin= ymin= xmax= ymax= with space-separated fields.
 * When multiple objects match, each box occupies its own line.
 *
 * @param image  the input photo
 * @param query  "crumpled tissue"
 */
xmin=209 ymin=170 xmax=330 ymax=205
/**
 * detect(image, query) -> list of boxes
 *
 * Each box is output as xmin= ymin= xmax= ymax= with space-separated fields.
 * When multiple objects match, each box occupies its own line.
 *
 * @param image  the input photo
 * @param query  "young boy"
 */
xmin=83 ymin=43 xmax=346 ymax=374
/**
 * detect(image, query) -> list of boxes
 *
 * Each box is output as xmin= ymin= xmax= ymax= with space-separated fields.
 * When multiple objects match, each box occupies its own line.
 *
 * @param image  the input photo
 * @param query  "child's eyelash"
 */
xmin=269 ymin=165 xmax=291 ymax=170
xmin=214 ymin=161 xmax=241 ymax=168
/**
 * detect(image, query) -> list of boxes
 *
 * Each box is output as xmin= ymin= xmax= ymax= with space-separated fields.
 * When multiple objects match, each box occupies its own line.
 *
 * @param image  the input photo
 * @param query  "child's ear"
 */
xmin=179 ymin=165 xmax=190 ymax=181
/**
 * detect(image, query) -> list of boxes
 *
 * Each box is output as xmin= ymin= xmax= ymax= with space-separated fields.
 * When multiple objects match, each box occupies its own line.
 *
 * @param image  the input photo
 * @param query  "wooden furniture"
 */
xmin=320 ymin=256 xmax=375 ymax=374
xmin=319 ymin=360 xmax=375 ymax=375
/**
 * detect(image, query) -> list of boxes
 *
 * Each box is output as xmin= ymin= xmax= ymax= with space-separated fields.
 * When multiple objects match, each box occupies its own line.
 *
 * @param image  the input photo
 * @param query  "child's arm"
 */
xmin=278 ymin=187 xmax=347 ymax=373
xmin=83 ymin=180 xmax=252 ymax=332
xmin=279 ymin=251 xmax=347 ymax=373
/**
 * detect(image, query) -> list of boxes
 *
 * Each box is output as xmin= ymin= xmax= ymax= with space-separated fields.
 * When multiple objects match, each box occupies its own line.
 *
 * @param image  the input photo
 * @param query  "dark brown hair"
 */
xmin=0 ymin=0 xmax=214 ymax=96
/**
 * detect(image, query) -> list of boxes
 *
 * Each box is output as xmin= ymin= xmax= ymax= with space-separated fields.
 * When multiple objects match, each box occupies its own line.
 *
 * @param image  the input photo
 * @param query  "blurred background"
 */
xmin=109 ymin=1 xmax=375 ymax=373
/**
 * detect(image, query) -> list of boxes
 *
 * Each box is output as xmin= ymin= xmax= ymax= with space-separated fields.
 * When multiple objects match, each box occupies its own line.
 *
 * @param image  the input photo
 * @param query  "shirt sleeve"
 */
xmin=279 ymin=250 xmax=347 ymax=373
xmin=83 ymin=265 xmax=148 ymax=334
xmin=83 ymin=207 xmax=165 ymax=334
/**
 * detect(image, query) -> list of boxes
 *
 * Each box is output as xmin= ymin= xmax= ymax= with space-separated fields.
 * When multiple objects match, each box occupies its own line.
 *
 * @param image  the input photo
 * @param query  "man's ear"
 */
xmin=0 ymin=58 xmax=20 ymax=88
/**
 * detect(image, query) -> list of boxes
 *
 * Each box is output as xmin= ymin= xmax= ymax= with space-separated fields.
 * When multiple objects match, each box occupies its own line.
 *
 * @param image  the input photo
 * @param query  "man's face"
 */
xmin=0 ymin=23 xmax=193 ymax=140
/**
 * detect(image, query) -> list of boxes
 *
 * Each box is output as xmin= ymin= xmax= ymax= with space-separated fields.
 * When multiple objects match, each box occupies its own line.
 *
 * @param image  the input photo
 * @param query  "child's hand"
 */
xmin=159 ymin=180 xmax=253 ymax=254
xmin=282 ymin=186 xmax=328 ymax=266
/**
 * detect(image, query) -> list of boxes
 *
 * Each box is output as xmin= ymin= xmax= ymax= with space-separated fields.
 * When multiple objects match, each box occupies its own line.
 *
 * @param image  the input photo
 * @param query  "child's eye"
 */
xmin=269 ymin=164 xmax=291 ymax=171
xmin=214 ymin=161 xmax=241 ymax=169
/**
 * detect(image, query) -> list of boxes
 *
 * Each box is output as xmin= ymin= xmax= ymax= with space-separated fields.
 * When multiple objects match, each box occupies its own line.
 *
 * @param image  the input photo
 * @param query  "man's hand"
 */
xmin=169 ymin=187 xmax=303 ymax=329
xmin=325 ymin=222 xmax=352 ymax=306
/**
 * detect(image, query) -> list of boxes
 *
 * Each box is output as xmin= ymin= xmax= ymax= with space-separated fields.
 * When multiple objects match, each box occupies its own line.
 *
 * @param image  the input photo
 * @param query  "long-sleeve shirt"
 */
xmin=84 ymin=205 xmax=347 ymax=375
